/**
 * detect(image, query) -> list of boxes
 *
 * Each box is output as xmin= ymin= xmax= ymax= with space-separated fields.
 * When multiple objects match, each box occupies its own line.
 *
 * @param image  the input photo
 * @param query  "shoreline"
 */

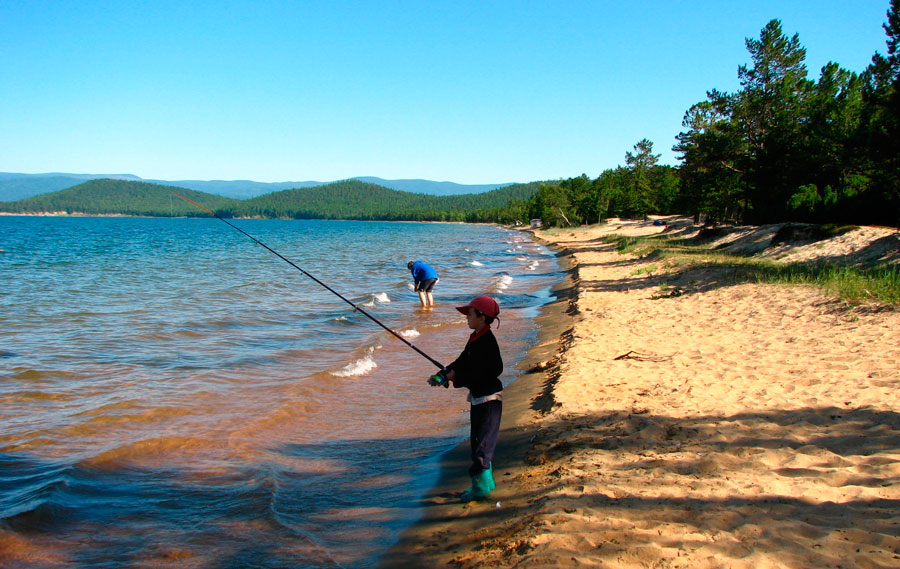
xmin=0 ymin=211 xmax=156 ymax=217
xmin=380 ymin=218 xmax=900 ymax=568
xmin=379 ymin=232 xmax=578 ymax=567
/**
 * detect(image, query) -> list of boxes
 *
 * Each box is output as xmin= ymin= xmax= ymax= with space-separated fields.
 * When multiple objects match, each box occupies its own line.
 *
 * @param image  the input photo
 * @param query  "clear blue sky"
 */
xmin=0 ymin=1 xmax=892 ymax=184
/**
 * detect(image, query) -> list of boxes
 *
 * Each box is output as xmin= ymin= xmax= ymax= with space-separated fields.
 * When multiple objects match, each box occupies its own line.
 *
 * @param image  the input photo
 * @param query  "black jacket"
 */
xmin=447 ymin=328 xmax=503 ymax=398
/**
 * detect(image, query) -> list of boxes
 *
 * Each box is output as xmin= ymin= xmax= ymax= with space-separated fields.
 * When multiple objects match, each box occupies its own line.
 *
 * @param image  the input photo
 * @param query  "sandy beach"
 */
xmin=382 ymin=217 xmax=900 ymax=569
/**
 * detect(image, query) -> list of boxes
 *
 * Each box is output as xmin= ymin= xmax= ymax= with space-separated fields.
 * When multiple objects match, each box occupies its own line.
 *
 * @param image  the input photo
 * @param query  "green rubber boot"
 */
xmin=461 ymin=463 xmax=495 ymax=497
xmin=485 ymin=464 xmax=496 ymax=493
xmin=461 ymin=469 xmax=494 ymax=502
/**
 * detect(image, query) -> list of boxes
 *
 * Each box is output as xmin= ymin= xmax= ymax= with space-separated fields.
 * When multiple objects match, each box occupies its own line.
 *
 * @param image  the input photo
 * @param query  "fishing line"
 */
xmin=173 ymin=193 xmax=446 ymax=370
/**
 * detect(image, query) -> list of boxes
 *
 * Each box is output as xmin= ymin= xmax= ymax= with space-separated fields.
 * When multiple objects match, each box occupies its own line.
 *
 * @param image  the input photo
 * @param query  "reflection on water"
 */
xmin=0 ymin=216 xmax=562 ymax=568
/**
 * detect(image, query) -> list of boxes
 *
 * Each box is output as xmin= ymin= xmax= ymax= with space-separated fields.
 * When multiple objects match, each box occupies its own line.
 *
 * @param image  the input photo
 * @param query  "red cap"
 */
xmin=455 ymin=295 xmax=500 ymax=318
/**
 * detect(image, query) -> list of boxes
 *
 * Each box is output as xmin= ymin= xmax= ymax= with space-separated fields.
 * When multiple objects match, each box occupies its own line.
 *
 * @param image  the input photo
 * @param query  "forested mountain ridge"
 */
xmin=0 ymin=179 xmax=237 ymax=216
xmin=0 ymin=178 xmax=541 ymax=222
xmin=234 ymin=180 xmax=540 ymax=220
xmin=0 ymin=172 xmax=513 ymax=201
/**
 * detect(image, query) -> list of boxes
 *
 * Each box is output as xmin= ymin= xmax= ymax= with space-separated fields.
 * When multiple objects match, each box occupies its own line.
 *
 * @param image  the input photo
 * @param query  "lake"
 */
xmin=0 ymin=216 xmax=563 ymax=568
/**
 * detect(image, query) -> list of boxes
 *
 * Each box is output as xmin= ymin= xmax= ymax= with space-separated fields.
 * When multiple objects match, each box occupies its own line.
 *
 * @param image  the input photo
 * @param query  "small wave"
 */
xmin=79 ymin=436 xmax=215 ymax=470
xmin=527 ymin=260 xmax=540 ymax=270
xmin=332 ymin=356 xmax=377 ymax=377
xmin=3 ymin=492 xmax=75 ymax=532
xmin=8 ymin=368 xmax=80 ymax=382
xmin=361 ymin=292 xmax=391 ymax=307
xmin=182 ymin=318 xmax=243 ymax=331
xmin=470 ymin=260 xmax=484 ymax=267
xmin=330 ymin=314 xmax=368 ymax=327
xmin=52 ymin=406 xmax=193 ymax=439
xmin=4 ymin=390 xmax=72 ymax=402
xmin=399 ymin=328 xmax=420 ymax=339
xmin=9 ymin=368 xmax=46 ymax=381
xmin=175 ymin=329 xmax=205 ymax=338
xmin=492 ymin=274 xmax=514 ymax=292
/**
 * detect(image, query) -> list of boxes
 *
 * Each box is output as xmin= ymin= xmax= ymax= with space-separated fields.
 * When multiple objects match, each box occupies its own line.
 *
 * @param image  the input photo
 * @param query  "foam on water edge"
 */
xmin=361 ymin=292 xmax=391 ymax=308
xmin=493 ymin=274 xmax=514 ymax=292
xmin=331 ymin=356 xmax=377 ymax=377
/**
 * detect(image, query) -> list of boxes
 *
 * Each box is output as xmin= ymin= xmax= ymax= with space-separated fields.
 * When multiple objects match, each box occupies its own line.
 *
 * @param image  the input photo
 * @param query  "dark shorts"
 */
xmin=415 ymin=278 xmax=438 ymax=292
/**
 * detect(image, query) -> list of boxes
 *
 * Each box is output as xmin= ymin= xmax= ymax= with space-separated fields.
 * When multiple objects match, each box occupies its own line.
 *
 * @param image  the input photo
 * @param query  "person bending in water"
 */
xmin=407 ymin=260 xmax=439 ymax=308
xmin=428 ymin=295 xmax=503 ymax=501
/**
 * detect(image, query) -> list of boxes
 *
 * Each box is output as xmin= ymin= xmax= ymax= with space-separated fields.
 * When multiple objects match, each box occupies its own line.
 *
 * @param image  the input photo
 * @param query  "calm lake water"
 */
xmin=0 ymin=216 xmax=563 ymax=568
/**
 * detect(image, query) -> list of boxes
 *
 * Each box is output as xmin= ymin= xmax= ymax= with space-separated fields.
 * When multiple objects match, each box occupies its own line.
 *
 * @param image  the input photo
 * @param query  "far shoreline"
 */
xmin=0 ymin=211 xmax=502 ymax=225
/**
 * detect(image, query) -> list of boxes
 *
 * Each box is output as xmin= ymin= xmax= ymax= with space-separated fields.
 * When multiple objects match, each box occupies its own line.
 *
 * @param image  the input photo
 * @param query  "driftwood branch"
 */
xmin=613 ymin=350 xmax=674 ymax=362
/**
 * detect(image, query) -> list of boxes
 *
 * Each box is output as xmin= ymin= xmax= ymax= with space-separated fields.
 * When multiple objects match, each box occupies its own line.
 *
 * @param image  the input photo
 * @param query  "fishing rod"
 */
xmin=173 ymin=193 xmax=446 ymax=370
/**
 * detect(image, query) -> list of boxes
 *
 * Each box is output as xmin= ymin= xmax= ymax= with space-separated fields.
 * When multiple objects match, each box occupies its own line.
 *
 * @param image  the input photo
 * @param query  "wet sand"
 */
xmin=381 ymin=217 xmax=900 ymax=569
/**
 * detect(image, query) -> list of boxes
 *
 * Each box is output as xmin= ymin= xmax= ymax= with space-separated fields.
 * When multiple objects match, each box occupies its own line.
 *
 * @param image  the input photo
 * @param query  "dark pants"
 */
xmin=469 ymin=399 xmax=502 ymax=476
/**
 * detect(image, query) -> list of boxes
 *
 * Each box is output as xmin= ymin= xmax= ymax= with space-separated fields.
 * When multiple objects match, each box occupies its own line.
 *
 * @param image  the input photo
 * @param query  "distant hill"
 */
xmin=0 ymin=175 xmax=89 ymax=202
xmin=0 ymin=172 xmax=141 ymax=182
xmin=0 ymin=172 xmax=140 ymax=201
xmin=141 ymin=179 xmax=322 ymax=199
xmin=0 ymin=178 xmax=540 ymax=222
xmin=352 ymin=177 xmax=511 ymax=196
xmin=0 ymin=179 xmax=236 ymax=216
xmin=233 ymin=180 xmax=539 ymax=220
xmin=0 ymin=172 xmax=515 ymax=201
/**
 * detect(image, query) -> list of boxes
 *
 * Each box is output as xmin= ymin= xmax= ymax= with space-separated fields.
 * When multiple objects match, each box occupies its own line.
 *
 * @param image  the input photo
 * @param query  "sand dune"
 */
xmin=382 ymin=218 xmax=900 ymax=569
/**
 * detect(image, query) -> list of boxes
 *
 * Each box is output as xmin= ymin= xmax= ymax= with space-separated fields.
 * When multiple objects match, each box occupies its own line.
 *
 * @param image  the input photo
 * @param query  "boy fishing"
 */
xmin=428 ymin=295 xmax=503 ymax=501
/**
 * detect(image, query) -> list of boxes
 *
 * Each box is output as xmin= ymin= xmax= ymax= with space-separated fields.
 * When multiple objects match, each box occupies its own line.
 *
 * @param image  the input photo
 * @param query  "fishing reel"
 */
xmin=427 ymin=369 xmax=450 ymax=388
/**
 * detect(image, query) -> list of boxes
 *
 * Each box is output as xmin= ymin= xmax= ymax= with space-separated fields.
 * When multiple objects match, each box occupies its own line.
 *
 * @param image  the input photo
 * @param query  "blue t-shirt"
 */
xmin=410 ymin=260 xmax=438 ymax=283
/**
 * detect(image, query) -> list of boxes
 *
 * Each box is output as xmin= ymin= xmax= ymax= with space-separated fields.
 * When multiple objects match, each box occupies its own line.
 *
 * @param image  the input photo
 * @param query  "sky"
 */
xmin=0 ymin=1 xmax=893 ymax=185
